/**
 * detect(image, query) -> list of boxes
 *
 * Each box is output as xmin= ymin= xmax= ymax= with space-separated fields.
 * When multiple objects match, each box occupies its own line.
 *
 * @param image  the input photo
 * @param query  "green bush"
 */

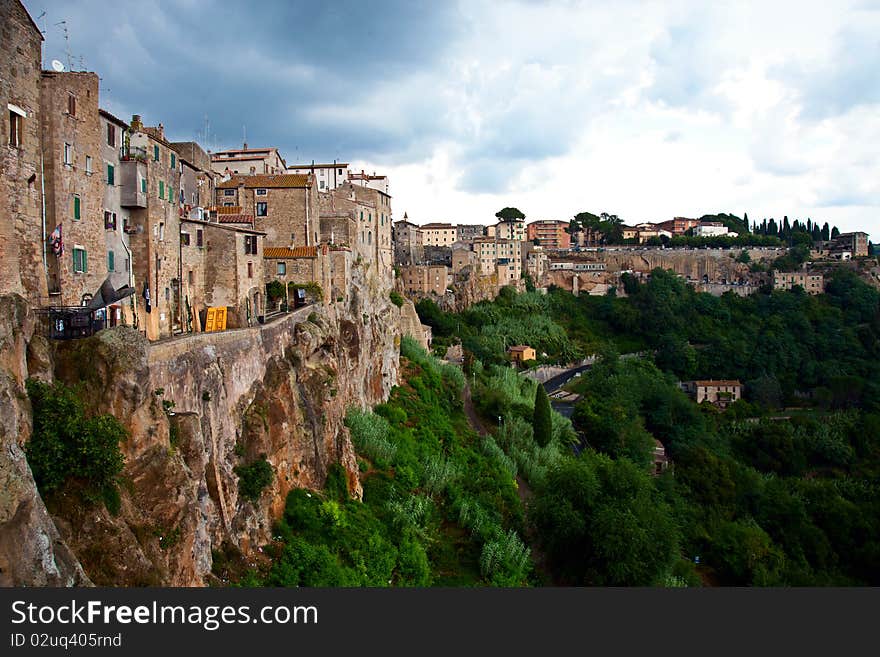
xmin=389 ymin=291 xmax=405 ymax=308
xmin=235 ymin=457 xmax=273 ymax=502
xmin=25 ymin=379 xmax=126 ymax=512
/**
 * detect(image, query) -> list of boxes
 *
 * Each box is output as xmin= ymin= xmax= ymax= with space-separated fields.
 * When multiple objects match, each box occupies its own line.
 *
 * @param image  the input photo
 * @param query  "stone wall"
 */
xmin=0 ymin=0 xmax=45 ymax=303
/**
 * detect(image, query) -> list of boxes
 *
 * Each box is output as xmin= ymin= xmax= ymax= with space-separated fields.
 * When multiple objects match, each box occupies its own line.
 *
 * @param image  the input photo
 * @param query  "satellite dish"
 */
xmin=51 ymin=59 xmax=65 ymax=72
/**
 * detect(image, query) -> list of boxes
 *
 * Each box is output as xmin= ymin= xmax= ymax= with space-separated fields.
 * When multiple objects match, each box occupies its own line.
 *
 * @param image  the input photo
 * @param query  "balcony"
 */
xmin=120 ymin=159 xmax=147 ymax=208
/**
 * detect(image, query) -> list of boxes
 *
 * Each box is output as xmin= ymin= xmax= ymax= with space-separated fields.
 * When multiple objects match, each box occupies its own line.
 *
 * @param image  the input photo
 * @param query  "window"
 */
xmin=63 ymin=143 xmax=72 ymax=165
xmin=67 ymin=93 xmax=76 ymax=117
xmin=159 ymin=180 xmax=164 ymax=199
xmin=107 ymin=250 xmax=115 ymax=271
xmin=337 ymin=168 xmax=343 ymax=175
xmin=277 ymin=262 xmax=286 ymax=276
xmin=244 ymin=235 xmax=258 ymax=254
xmin=8 ymin=109 xmax=23 ymax=147
xmin=123 ymin=216 xmax=131 ymax=232
xmin=73 ymin=195 xmax=81 ymax=220
xmin=180 ymin=233 xmax=190 ymax=246
xmin=72 ymin=247 xmax=87 ymax=273
xmin=104 ymin=211 xmax=116 ymax=230
xmin=223 ymin=202 xmax=234 ymax=207
xmin=196 ymin=229 xmax=203 ymax=247
xmin=256 ymin=188 xmax=267 ymax=196
xmin=247 ymin=262 xmax=253 ymax=278
xmin=107 ymin=123 xmax=116 ymax=147
xmin=319 ymin=181 xmax=325 ymax=190
xmin=170 ymin=153 xmax=176 ymax=169
xmin=256 ymin=202 xmax=267 ymax=216
xmin=159 ymin=223 xmax=165 ymax=241
xmin=153 ymin=145 xmax=159 ymax=161
xmin=223 ymin=189 xmax=235 ymax=196
xmin=168 ymin=183 xmax=174 ymax=202
xmin=188 ymin=270 xmax=194 ymax=285
xmin=107 ymin=163 xmax=114 ymax=185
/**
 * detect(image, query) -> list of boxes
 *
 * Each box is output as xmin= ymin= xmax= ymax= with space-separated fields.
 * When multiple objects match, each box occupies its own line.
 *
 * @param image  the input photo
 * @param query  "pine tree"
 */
xmin=832 ymin=226 xmax=840 ymax=239
xmin=821 ymin=222 xmax=830 ymax=241
xmin=743 ymin=212 xmax=750 ymax=233
xmin=532 ymin=385 xmax=553 ymax=448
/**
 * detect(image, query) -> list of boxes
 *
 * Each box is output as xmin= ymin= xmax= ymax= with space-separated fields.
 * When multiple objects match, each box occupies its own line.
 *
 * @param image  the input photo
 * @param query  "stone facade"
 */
xmin=772 ymin=270 xmax=824 ymax=295
xmin=400 ymin=264 xmax=448 ymax=297
xmin=420 ymin=222 xmax=457 ymax=246
xmin=40 ymin=71 xmax=108 ymax=307
xmin=216 ymin=174 xmax=317 ymax=250
xmin=210 ymin=145 xmax=286 ymax=176
xmin=392 ymin=218 xmax=424 ymax=266
xmin=126 ymin=116 xmax=185 ymax=339
xmin=456 ymin=223 xmax=485 ymax=241
xmin=452 ymin=246 xmax=478 ymax=275
xmin=0 ymin=0 xmax=45 ymax=302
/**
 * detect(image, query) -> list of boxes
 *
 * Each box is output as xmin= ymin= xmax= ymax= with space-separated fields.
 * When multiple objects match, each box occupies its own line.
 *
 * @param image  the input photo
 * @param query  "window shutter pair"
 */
xmin=73 ymin=196 xmax=81 ymax=220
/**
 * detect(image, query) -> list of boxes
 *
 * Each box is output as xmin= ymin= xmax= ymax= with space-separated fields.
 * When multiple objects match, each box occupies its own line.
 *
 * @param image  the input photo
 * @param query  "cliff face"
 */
xmin=0 ymin=261 xmax=401 ymax=586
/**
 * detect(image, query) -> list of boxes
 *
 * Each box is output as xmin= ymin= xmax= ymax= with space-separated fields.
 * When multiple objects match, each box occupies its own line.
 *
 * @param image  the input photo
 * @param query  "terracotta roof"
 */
xmin=421 ymin=223 xmax=455 ymax=229
xmin=507 ymin=345 xmax=533 ymax=352
xmin=693 ymin=380 xmax=742 ymax=387
xmin=217 ymin=174 xmax=310 ymax=189
xmin=263 ymin=246 xmax=318 ymax=258
xmin=217 ymin=206 xmax=243 ymax=214
xmin=218 ymin=214 xmax=254 ymax=224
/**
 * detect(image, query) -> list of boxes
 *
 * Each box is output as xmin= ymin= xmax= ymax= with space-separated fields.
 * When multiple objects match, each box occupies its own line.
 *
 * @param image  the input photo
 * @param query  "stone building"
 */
xmin=180 ymin=218 xmax=266 ymax=329
xmin=832 ymin=232 xmax=869 ymax=258
xmin=656 ymin=217 xmax=699 ymax=235
xmin=456 ymin=223 xmax=485 ymax=241
xmin=216 ymin=173 xmax=318 ymax=249
xmin=40 ymin=71 xmax=109 ymax=308
xmin=400 ymin=265 xmax=448 ymax=297
xmin=348 ymin=169 xmax=389 ymax=195
xmin=263 ymin=245 xmax=332 ymax=308
xmin=682 ymin=380 xmax=742 ymax=407
xmin=526 ymin=220 xmax=570 ymax=249
xmin=494 ymin=218 xmax=526 ymax=242
xmin=452 ymin=246 xmax=478 ymax=275
xmin=772 ymin=270 xmax=824 ymax=295
xmin=210 ymin=144 xmax=286 ymax=176
xmin=1 ymin=0 xmax=45 ymax=302
xmin=125 ymin=115 xmax=185 ymax=339
xmin=393 ymin=216 xmax=424 ymax=266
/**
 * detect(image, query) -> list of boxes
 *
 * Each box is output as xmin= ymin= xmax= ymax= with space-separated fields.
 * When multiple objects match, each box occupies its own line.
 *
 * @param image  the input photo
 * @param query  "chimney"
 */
xmin=243 ymin=142 xmax=248 ymax=150
xmin=157 ymin=123 xmax=164 ymax=139
xmin=130 ymin=114 xmax=143 ymax=132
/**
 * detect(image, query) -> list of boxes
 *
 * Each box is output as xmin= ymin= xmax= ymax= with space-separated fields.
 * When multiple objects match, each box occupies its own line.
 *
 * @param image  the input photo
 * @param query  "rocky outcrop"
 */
xmin=0 ymin=258 xmax=401 ymax=586
xmin=0 ymin=296 xmax=90 ymax=586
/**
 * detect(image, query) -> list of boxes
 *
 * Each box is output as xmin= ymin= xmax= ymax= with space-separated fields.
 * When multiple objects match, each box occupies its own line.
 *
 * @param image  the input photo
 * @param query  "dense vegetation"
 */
xmin=415 ymin=266 xmax=880 ymax=585
xmin=254 ymin=337 xmax=532 ymax=587
xmin=25 ymin=378 xmax=127 ymax=513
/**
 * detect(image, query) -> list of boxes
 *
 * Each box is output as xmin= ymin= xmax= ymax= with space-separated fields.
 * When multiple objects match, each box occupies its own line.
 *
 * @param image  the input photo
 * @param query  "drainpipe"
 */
xmin=40 ymin=150 xmax=47 ymax=275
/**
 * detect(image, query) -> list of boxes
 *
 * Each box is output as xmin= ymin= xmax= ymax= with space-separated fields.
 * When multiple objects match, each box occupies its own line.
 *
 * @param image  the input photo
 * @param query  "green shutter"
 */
xmin=159 ymin=181 xmax=164 ymax=199
xmin=141 ymin=178 xmax=147 ymax=193
xmin=168 ymin=183 xmax=173 ymax=202
xmin=108 ymin=250 xmax=114 ymax=271
xmin=154 ymin=145 xmax=159 ymax=161
xmin=107 ymin=164 xmax=114 ymax=185
xmin=171 ymin=153 xmax=176 ymax=169
xmin=83 ymin=249 xmax=87 ymax=272
xmin=73 ymin=196 xmax=81 ymax=220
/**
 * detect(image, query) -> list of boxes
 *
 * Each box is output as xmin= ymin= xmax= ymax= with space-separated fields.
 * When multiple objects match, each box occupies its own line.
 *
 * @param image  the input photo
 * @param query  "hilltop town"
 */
xmin=2 ymin=0 xmax=878 ymax=592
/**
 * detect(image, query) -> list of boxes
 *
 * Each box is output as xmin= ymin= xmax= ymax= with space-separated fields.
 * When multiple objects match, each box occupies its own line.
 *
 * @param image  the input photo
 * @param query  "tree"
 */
xmin=821 ymin=222 xmax=830 ymax=241
xmin=532 ymin=385 xmax=553 ymax=447
xmin=831 ymin=226 xmax=840 ymax=239
xmin=495 ymin=207 xmax=525 ymax=221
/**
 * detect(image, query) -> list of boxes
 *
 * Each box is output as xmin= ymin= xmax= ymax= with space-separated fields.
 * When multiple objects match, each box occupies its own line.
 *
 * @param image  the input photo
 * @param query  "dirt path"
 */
xmin=461 ymin=382 xmax=552 ymax=583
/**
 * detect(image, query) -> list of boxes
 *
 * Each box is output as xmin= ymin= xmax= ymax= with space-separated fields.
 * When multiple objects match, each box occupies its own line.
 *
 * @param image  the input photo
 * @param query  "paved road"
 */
xmin=542 ymin=364 xmax=592 ymax=394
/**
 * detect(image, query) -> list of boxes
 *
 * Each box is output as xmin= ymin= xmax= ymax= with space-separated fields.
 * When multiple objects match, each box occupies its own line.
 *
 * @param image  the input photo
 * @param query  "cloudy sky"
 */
xmin=26 ymin=0 xmax=879 ymax=236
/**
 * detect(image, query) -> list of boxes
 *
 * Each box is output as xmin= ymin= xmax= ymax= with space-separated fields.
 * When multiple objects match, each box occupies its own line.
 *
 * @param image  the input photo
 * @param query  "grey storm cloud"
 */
xmin=27 ymin=0 xmax=463 ymax=160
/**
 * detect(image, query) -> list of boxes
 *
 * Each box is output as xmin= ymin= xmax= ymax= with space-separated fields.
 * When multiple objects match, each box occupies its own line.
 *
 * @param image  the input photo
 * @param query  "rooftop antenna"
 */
xmin=242 ymin=124 xmax=246 ymax=149
xmin=54 ymin=20 xmax=71 ymax=71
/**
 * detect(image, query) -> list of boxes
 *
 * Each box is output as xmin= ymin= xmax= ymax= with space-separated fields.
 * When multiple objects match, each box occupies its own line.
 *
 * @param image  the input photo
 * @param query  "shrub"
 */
xmin=345 ymin=408 xmax=396 ymax=466
xmin=266 ymin=280 xmax=285 ymax=303
xmin=533 ymin=385 xmax=553 ymax=447
xmin=235 ymin=457 xmax=273 ymax=502
xmin=389 ymin=291 xmax=404 ymax=308
xmin=25 ymin=379 xmax=126 ymax=512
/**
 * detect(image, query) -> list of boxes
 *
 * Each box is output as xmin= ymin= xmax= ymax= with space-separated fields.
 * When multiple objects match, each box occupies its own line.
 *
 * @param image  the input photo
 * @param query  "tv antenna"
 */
xmin=54 ymin=20 xmax=71 ymax=71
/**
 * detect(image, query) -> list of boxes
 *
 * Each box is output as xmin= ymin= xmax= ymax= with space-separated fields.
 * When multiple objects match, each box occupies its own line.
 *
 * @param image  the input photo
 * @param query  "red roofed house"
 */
xmin=508 ymin=345 xmax=536 ymax=363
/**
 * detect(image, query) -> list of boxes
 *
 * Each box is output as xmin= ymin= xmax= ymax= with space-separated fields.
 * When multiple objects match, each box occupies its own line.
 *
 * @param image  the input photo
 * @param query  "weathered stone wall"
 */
xmin=0 ymin=0 xmax=45 ymax=303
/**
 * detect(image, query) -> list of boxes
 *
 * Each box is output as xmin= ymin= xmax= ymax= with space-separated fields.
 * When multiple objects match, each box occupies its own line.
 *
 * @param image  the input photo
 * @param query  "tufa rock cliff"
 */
xmin=0 ymin=261 xmax=404 ymax=586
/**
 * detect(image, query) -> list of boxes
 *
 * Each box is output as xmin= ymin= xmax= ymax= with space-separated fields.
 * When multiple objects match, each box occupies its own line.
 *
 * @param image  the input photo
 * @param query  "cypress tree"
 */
xmin=533 ymin=385 xmax=553 ymax=448
xmin=821 ymin=222 xmax=830 ymax=241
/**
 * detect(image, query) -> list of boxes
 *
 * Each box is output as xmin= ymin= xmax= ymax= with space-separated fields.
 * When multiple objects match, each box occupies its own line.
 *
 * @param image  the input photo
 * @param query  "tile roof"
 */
xmin=263 ymin=246 xmax=318 ymax=259
xmin=216 ymin=174 xmax=310 ymax=189
xmin=217 ymin=214 xmax=254 ymax=224
xmin=693 ymin=380 xmax=742 ymax=387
